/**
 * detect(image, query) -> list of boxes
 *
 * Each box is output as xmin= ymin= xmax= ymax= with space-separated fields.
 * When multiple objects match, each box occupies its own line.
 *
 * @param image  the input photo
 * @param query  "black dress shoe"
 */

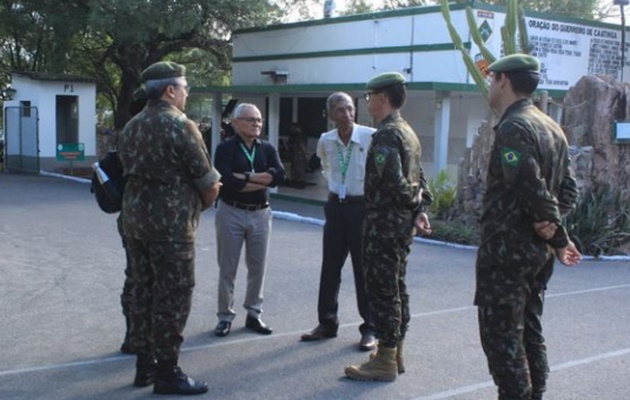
xmin=301 ymin=325 xmax=337 ymax=341
xmin=134 ymin=355 xmax=157 ymax=387
xmin=359 ymin=332 xmax=376 ymax=351
xmin=214 ymin=321 xmax=231 ymax=337
xmin=245 ymin=316 xmax=273 ymax=335
xmin=153 ymin=366 xmax=208 ymax=395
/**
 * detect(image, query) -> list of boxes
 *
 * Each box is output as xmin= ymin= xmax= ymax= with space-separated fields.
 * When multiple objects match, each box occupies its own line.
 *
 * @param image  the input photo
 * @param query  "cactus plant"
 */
xmin=440 ymin=0 xmax=531 ymax=101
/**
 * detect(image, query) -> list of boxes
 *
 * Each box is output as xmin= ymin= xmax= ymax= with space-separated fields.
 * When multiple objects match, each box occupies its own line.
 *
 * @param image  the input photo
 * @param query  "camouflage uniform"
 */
xmin=117 ymin=214 xmax=133 ymax=352
xmin=118 ymin=99 xmax=220 ymax=365
xmin=475 ymin=98 xmax=578 ymax=400
xmin=363 ymin=111 xmax=432 ymax=347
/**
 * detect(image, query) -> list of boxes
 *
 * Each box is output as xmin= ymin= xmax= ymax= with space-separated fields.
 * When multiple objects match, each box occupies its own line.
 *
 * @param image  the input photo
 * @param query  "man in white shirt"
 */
xmin=301 ymin=92 xmax=376 ymax=351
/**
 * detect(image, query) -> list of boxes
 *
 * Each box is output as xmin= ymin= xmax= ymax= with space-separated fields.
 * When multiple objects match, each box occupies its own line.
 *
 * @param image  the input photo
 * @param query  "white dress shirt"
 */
xmin=317 ymin=124 xmax=375 ymax=197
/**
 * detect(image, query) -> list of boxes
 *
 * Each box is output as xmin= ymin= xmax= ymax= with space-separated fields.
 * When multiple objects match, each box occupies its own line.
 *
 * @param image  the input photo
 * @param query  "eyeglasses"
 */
xmin=363 ymin=91 xmax=380 ymax=102
xmin=236 ymin=117 xmax=264 ymax=124
xmin=174 ymin=84 xmax=190 ymax=94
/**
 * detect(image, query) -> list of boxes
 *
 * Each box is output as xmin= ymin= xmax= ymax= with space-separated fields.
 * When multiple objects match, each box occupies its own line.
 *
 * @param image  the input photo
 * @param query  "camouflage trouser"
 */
xmin=117 ymin=216 xmax=133 ymax=321
xmin=478 ymin=257 xmax=554 ymax=400
xmin=363 ymin=233 xmax=413 ymax=347
xmin=126 ymin=238 xmax=196 ymax=363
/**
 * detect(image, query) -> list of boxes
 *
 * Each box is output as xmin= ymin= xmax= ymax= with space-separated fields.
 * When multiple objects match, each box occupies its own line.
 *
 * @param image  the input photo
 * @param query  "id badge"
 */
xmin=338 ymin=184 xmax=347 ymax=199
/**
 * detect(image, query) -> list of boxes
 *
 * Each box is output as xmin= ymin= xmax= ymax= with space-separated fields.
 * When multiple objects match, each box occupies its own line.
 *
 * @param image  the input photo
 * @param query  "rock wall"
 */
xmin=562 ymin=75 xmax=630 ymax=201
xmin=454 ymin=75 xmax=628 ymax=224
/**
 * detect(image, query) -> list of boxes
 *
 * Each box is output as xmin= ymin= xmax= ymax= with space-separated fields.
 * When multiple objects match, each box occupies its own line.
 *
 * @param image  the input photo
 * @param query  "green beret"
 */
xmin=366 ymin=72 xmax=406 ymax=90
xmin=488 ymin=54 xmax=540 ymax=74
xmin=141 ymin=61 xmax=186 ymax=82
xmin=132 ymin=85 xmax=147 ymax=101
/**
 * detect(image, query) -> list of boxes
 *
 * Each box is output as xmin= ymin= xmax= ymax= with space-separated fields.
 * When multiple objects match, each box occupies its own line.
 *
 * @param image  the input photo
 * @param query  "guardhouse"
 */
xmin=2 ymin=72 xmax=97 ymax=174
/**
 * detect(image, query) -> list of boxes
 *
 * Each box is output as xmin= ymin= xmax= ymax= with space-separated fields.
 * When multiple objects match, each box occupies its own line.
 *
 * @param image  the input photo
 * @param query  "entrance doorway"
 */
xmin=56 ymin=95 xmax=79 ymax=145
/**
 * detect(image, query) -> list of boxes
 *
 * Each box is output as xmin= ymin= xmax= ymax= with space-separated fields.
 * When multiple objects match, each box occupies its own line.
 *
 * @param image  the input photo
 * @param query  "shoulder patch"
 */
xmin=500 ymin=147 xmax=521 ymax=167
xmin=375 ymin=153 xmax=386 ymax=165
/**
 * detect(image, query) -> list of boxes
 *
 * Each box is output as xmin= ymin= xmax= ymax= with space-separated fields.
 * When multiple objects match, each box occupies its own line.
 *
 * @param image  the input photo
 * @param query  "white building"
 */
xmin=202 ymin=2 xmax=628 ymax=182
xmin=2 ymin=72 xmax=97 ymax=173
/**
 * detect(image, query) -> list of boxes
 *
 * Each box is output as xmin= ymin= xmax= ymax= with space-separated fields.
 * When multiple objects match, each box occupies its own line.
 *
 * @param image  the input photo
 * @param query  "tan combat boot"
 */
xmin=370 ymin=341 xmax=405 ymax=374
xmin=345 ymin=345 xmax=397 ymax=382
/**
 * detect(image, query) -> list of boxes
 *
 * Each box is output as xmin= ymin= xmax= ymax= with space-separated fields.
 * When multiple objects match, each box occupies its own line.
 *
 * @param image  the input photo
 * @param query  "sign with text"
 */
xmin=472 ymin=10 xmax=630 ymax=91
xmin=56 ymin=143 xmax=85 ymax=161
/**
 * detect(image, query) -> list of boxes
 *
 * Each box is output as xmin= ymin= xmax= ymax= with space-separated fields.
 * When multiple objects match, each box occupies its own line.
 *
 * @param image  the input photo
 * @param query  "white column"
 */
xmin=211 ymin=92 xmax=222 ymax=159
xmin=432 ymin=91 xmax=451 ymax=177
xmin=268 ymin=92 xmax=280 ymax=147
xmin=267 ymin=92 xmax=281 ymax=193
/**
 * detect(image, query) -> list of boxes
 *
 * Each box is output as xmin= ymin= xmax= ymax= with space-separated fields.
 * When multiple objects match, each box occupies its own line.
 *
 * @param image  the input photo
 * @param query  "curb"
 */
xmin=40 ymin=170 xmax=630 ymax=262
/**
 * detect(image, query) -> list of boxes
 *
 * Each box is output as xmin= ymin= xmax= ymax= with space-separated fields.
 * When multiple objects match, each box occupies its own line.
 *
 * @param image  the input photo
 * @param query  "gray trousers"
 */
xmin=215 ymin=200 xmax=272 ymax=322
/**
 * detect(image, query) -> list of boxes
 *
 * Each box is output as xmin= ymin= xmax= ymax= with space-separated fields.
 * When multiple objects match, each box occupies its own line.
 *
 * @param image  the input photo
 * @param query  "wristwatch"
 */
xmin=244 ymin=172 xmax=251 ymax=182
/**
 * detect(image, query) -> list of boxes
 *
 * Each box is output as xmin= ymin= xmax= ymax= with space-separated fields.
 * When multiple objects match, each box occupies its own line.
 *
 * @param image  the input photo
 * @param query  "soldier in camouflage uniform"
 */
xmin=118 ymin=86 xmax=148 ymax=355
xmin=118 ymin=61 xmax=221 ymax=395
xmin=345 ymin=72 xmax=432 ymax=382
xmin=474 ymin=54 xmax=582 ymax=400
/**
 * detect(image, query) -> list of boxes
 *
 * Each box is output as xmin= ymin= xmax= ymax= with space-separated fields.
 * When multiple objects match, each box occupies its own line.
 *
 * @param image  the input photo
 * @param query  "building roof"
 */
xmin=12 ymin=71 xmax=96 ymax=83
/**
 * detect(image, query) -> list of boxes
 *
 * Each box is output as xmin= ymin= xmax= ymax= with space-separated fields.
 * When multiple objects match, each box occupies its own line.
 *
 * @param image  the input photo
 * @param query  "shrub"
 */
xmin=427 ymin=170 xmax=457 ymax=219
xmin=564 ymin=186 xmax=630 ymax=256
xmin=426 ymin=219 xmax=480 ymax=246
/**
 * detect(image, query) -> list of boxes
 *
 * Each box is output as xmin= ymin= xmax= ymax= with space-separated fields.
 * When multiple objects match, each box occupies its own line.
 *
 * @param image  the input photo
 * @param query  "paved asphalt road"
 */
xmin=1 ymin=172 xmax=629 ymax=400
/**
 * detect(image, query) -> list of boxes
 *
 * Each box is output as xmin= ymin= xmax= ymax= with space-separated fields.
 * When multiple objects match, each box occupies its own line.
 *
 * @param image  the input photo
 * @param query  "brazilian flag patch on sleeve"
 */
xmin=500 ymin=147 xmax=521 ymax=167
xmin=375 ymin=153 xmax=386 ymax=165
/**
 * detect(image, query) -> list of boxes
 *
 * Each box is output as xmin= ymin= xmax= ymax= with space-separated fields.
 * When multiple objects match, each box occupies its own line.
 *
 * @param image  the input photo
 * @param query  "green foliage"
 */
xmin=440 ymin=0 xmax=489 ymax=100
xmin=481 ymin=0 xmax=599 ymax=21
xmin=440 ymin=0 xmax=530 ymax=102
xmin=429 ymin=219 xmax=480 ymax=246
xmin=564 ymin=187 xmax=630 ymax=256
xmin=341 ymin=0 xmax=376 ymax=15
xmin=427 ymin=170 xmax=457 ymax=219
xmin=83 ymin=0 xmax=288 ymax=128
xmin=502 ymin=0 xmax=518 ymax=54
xmin=380 ymin=0 xmax=428 ymax=10
xmin=0 ymin=0 xmax=310 ymax=128
xmin=342 ymin=0 xmax=428 ymax=15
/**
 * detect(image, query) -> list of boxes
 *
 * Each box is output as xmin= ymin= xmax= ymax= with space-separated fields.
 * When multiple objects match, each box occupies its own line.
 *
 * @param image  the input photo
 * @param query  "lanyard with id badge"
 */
xmin=336 ymin=141 xmax=354 ymax=199
xmin=240 ymin=143 xmax=257 ymax=172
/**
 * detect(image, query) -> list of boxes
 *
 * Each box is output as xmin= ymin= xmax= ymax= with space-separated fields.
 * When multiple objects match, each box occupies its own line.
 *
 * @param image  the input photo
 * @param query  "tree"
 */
xmin=84 ymin=0 xmax=293 ymax=129
xmin=343 ymin=0 xmax=603 ymax=21
xmin=340 ymin=0 xmax=376 ymax=15
xmin=343 ymin=0 xmax=428 ymax=14
xmin=379 ymin=0 xmax=428 ymax=9
xmin=0 ymin=0 xmax=89 ymax=80
xmin=0 ymin=0 xmax=310 ymax=128
xmin=480 ymin=0 xmax=599 ymax=20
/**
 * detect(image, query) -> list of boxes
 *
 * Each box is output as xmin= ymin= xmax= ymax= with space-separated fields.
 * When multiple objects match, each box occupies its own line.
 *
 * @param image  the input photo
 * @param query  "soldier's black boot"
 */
xmin=120 ymin=335 xmax=132 ymax=353
xmin=133 ymin=354 xmax=156 ymax=387
xmin=120 ymin=312 xmax=134 ymax=354
xmin=153 ymin=362 xmax=208 ymax=395
xmin=530 ymin=391 xmax=543 ymax=400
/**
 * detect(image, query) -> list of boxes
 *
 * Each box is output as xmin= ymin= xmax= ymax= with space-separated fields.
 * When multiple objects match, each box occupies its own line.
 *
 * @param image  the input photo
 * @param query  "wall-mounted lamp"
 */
xmin=0 ymin=85 xmax=16 ymax=101
xmin=261 ymin=69 xmax=289 ymax=84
